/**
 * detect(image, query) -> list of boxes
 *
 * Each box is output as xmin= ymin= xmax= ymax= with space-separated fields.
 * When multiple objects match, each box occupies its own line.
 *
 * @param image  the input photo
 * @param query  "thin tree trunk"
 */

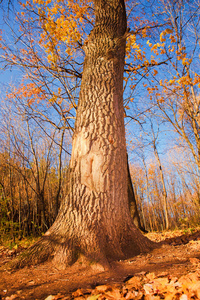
xmin=55 ymin=128 xmax=65 ymax=217
xmin=9 ymin=165 xmax=15 ymax=243
xmin=153 ymin=144 xmax=169 ymax=230
xmin=18 ymin=180 xmax=22 ymax=239
xmin=148 ymin=206 xmax=153 ymax=232
xmin=141 ymin=156 xmax=154 ymax=231
xmin=127 ymin=155 xmax=147 ymax=232
xmin=151 ymin=202 xmax=159 ymax=232
xmin=23 ymin=176 xmax=31 ymax=236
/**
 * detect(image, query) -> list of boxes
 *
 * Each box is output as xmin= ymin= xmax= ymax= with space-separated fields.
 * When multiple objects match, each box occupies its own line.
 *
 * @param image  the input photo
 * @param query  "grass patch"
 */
xmin=0 ymin=235 xmax=41 ymax=250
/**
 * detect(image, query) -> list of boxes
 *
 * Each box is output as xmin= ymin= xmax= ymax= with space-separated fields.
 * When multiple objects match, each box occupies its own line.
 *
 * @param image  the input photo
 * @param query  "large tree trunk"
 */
xmin=14 ymin=0 xmax=155 ymax=269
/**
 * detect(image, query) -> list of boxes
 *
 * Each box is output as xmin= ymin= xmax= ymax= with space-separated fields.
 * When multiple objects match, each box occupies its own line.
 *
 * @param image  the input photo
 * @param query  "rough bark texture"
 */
xmin=14 ymin=0 xmax=155 ymax=269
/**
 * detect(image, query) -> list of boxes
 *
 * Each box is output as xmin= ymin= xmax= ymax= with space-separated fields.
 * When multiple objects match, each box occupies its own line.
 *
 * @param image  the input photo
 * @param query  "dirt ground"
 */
xmin=0 ymin=230 xmax=200 ymax=300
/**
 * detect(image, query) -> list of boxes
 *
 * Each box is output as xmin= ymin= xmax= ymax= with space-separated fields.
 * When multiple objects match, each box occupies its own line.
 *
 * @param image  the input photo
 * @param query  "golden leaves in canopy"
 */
xmin=23 ymin=0 xmax=91 ymax=62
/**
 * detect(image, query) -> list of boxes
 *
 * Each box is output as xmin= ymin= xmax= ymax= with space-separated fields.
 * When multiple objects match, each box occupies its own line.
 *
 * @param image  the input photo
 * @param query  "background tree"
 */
xmin=0 ymin=93 xmax=70 ymax=239
xmin=142 ymin=0 xmax=200 ymax=202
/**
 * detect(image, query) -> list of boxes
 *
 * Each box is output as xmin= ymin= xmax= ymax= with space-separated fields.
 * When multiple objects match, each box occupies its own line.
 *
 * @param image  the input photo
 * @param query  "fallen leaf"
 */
xmin=87 ymin=295 xmax=100 ymax=300
xmin=54 ymin=293 xmax=66 ymax=299
xmin=125 ymin=290 xmax=139 ymax=299
xmin=143 ymin=283 xmax=154 ymax=295
xmin=44 ymin=296 xmax=55 ymax=300
xmin=156 ymin=272 xmax=169 ymax=277
xmin=144 ymin=295 xmax=160 ymax=300
xmin=126 ymin=276 xmax=142 ymax=289
xmin=5 ymin=295 xmax=18 ymax=300
xmin=180 ymin=295 xmax=188 ymax=300
xmin=146 ymin=273 xmax=156 ymax=281
xmin=189 ymin=258 xmax=200 ymax=265
xmin=95 ymin=285 xmax=112 ymax=293
xmin=153 ymin=277 xmax=169 ymax=288
xmin=27 ymin=280 xmax=35 ymax=286
xmin=72 ymin=288 xmax=91 ymax=297
xmin=104 ymin=288 xmax=122 ymax=299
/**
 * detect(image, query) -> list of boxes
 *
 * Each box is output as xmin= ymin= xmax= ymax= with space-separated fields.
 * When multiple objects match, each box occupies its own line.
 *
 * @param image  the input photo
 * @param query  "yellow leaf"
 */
xmin=87 ymin=295 xmax=100 ymax=300
xmin=160 ymin=31 xmax=166 ymax=42
xmin=182 ymin=58 xmax=189 ymax=65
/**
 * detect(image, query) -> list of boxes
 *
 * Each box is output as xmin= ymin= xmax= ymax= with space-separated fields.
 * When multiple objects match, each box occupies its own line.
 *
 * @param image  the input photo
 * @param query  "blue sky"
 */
xmin=0 ymin=0 xmax=199 ymax=181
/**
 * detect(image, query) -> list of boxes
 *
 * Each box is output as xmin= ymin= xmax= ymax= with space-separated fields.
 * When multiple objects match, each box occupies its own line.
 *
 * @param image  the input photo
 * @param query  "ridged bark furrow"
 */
xmin=12 ymin=0 xmax=156 ymax=270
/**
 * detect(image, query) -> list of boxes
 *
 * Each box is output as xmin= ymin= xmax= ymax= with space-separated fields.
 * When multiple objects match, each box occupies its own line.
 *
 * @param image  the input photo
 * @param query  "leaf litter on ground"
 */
xmin=1 ymin=229 xmax=200 ymax=300
xmin=42 ymin=268 xmax=200 ymax=300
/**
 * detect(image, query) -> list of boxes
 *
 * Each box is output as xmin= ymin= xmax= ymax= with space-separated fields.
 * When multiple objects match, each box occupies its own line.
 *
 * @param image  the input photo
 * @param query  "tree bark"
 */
xmin=127 ymin=155 xmax=147 ymax=232
xmin=153 ymin=143 xmax=169 ymax=230
xmin=14 ymin=0 xmax=155 ymax=269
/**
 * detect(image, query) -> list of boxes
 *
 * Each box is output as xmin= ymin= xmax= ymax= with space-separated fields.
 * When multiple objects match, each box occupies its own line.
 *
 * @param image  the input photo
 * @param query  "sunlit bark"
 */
xmin=13 ymin=0 xmax=155 ymax=269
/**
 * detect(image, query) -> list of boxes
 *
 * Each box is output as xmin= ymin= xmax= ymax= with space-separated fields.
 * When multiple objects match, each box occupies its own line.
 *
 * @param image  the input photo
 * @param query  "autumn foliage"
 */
xmin=0 ymin=0 xmax=199 ymax=239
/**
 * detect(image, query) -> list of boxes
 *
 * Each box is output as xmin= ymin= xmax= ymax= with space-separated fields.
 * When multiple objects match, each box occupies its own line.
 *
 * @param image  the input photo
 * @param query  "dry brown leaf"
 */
xmin=153 ymin=277 xmax=169 ymax=288
xmin=27 ymin=280 xmax=35 ymax=285
xmin=125 ymin=290 xmax=142 ymax=299
xmin=95 ymin=285 xmax=113 ymax=293
xmin=72 ymin=289 xmax=84 ymax=297
xmin=97 ymin=296 xmax=107 ymax=300
xmin=144 ymin=276 xmax=179 ymax=299
xmin=179 ymin=295 xmax=188 ymax=300
xmin=87 ymin=295 xmax=101 ymax=300
xmin=5 ymin=295 xmax=18 ymax=300
xmin=168 ymin=276 xmax=178 ymax=284
xmin=180 ymin=280 xmax=200 ymax=299
xmin=165 ymin=293 xmax=176 ymax=300
xmin=125 ymin=276 xmax=142 ymax=290
xmin=44 ymin=296 xmax=56 ymax=300
xmin=156 ymin=272 xmax=169 ymax=277
xmin=144 ymin=295 xmax=160 ymax=300
xmin=72 ymin=288 xmax=92 ymax=298
xmin=104 ymin=288 xmax=122 ymax=299
xmin=164 ymin=282 xmax=177 ymax=294
xmin=189 ymin=257 xmax=200 ymax=265
xmin=146 ymin=273 xmax=156 ymax=281
xmin=178 ymin=272 xmax=199 ymax=285
xmin=54 ymin=293 xmax=67 ymax=299
xmin=194 ymin=283 xmax=200 ymax=298
xmin=188 ymin=282 xmax=200 ymax=298
xmin=143 ymin=283 xmax=154 ymax=295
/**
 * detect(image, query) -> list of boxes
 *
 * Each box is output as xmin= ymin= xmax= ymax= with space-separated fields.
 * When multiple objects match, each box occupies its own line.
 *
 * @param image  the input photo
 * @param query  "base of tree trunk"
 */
xmin=9 ymin=222 xmax=157 ymax=270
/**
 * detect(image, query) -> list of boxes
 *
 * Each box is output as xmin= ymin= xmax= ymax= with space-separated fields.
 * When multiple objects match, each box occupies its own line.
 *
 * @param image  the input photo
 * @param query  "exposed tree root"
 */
xmin=7 ymin=223 xmax=158 ymax=271
xmin=8 ymin=236 xmax=56 ymax=269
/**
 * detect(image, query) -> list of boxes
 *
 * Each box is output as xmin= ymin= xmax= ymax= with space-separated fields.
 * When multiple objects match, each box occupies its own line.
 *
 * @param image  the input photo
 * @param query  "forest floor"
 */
xmin=0 ymin=229 xmax=200 ymax=300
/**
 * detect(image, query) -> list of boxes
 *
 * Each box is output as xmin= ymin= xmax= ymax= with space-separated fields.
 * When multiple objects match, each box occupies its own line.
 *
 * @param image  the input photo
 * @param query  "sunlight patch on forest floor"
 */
xmin=0 ymin=229 xmax=200 ymax=300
